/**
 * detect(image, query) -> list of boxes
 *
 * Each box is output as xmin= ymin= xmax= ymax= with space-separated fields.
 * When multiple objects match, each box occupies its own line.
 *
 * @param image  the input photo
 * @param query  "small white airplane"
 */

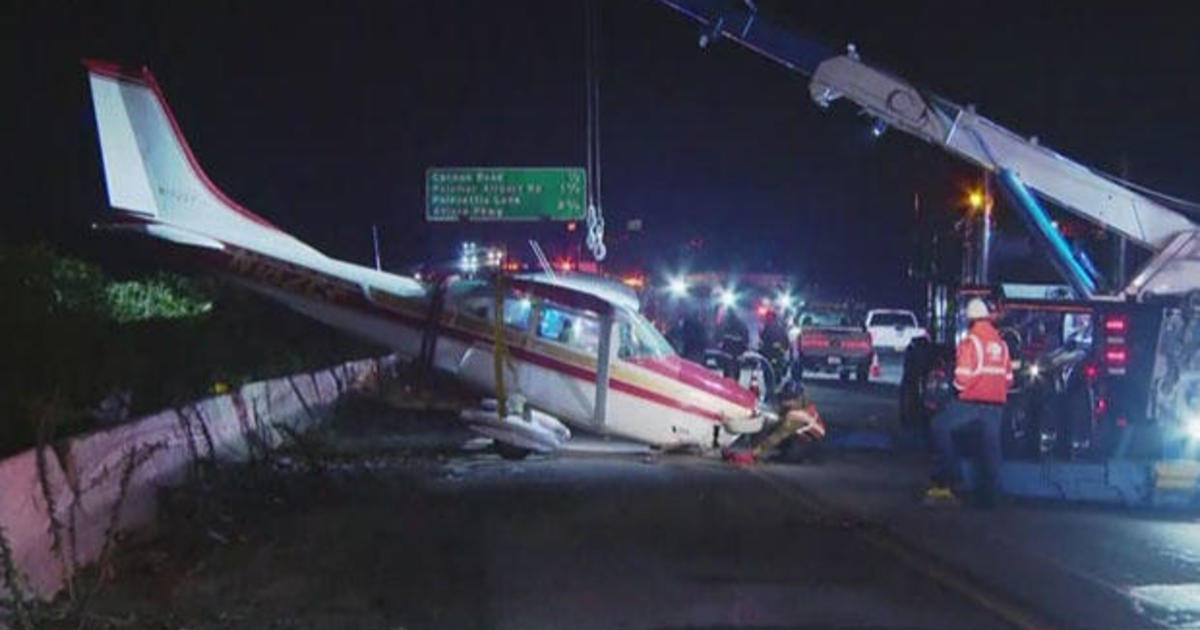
xmin=82 ymin=60 xmax=772 ymax=456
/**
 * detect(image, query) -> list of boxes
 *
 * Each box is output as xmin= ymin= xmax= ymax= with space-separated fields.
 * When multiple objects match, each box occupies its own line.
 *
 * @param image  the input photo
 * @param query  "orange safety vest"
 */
xmin=953 ymin=320 xmax=1013 ymax=405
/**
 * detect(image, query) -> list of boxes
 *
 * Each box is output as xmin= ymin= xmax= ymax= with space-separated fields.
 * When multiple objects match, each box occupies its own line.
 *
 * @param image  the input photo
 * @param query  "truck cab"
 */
xmin=901 ymin=284 xmax=1200 ymax=461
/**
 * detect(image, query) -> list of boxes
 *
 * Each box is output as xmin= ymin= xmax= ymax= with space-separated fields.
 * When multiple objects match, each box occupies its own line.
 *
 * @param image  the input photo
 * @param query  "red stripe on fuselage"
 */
xmin=208 ymin=246 xmax=742 ymax=423
xmin=506 ymin=347 xmax=726 ymax=422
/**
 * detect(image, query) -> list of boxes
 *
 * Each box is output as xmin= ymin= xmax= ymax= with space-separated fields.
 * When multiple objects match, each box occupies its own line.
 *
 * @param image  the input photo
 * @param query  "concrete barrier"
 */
xmin=0 ymin=448 xmax=73 ymax=599
xmin=0 ymin=356 xmax=390 ymax=603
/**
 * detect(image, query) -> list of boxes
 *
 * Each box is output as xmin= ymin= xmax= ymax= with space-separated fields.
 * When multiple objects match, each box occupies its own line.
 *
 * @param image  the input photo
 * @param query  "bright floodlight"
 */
xmin=668 ymin=277 xmax=689 ymax=297
xmin=719 ymin=288 xmax=738 ymax=307
xmin=1186 ymin=415 xmax=1200 ymax=440
xmin=777 ymin=292 xmax=794 ymax=309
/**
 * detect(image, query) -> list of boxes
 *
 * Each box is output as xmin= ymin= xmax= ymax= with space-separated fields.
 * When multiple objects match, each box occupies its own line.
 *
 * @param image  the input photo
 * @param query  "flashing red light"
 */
xmin=1116 ymin=416 xmax=1129 ymax=428
xmin=1104 ymin=348 xmax=1128 ymax=365
xmin=1095 ymin=396 xmax=1108 ymax=415
xmin=555 ymin=258 xmax=575 ymax=272
xmin=1084 ymin=364 xmax=1099 ymax=380
xmin=567 ymin=222 xmax=577 ymax=232
xmin=756 ymin=304 xmax=770 ymax=318
xmin=1104 ymin=316 xmax=1128 ymax=333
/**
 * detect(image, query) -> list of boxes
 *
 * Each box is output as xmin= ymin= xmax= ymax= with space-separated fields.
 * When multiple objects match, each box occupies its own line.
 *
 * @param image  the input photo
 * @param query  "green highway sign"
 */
xmin=426 ymin=167 xmax=586 ymax=222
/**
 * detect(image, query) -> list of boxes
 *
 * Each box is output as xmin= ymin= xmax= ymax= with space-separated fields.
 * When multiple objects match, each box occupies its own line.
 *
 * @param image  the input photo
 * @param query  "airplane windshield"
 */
xmin=620 ymin=308 xmax=676 ymax=359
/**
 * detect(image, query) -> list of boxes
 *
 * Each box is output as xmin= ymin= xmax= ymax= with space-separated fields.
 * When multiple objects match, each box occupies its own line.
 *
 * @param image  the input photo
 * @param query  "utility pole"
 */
xmin=979 ymin=171 xmax=993 ymax=285
xmin=961 ymin=173 xmax=991 ymax=286
xmin=960 ymin=217 xmax=975 ymax=286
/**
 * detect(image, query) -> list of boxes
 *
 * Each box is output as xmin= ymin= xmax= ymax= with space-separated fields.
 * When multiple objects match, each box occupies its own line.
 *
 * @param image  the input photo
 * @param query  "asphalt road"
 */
xmin=86 ymin=360 xmax=1200 ymax=630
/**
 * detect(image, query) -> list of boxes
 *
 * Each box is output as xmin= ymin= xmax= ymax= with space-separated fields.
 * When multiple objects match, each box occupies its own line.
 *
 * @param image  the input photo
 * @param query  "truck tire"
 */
xmin=839 ymin=371 xmax=850 ymax=382
xmin=856 ymin=364 xmax=869 ymax=382
xmin=1063 ymin=376 xmax=1098 ymax=459
xmin=1002 ymin=392 xmax=1035 ymax=459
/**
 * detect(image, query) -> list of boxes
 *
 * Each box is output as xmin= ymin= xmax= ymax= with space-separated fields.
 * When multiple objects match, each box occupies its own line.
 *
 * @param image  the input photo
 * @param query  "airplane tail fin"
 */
xmin=83 ymin=60 xmax=317 ymax=257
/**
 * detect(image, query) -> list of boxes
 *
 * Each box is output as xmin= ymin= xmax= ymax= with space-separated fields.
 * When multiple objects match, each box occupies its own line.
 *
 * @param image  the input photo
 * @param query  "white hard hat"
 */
xmin=965 ymin=297 xmax=991 ymax=320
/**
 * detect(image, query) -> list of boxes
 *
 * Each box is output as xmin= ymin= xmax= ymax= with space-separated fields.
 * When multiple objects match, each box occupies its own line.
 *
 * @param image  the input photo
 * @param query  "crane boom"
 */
xmin=805 ymin=57 xmax=1194 ymax=251
xmin=654 ymin=0 xmax=1200 ymax=298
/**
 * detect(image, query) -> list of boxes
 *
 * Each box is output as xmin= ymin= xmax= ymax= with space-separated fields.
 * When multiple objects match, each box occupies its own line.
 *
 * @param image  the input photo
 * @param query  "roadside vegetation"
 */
xmin=0 ymin=241 xmax=383 ymax=457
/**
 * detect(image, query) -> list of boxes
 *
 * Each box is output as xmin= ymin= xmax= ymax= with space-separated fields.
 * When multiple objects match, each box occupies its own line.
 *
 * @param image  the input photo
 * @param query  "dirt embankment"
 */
xmin=22 ymin=398 xmax=485 ymax=630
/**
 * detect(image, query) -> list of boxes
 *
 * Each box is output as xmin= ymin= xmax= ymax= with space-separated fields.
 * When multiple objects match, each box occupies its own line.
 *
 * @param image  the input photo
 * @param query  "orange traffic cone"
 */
xmin=870 ymin=354 xmax=881 ymax=379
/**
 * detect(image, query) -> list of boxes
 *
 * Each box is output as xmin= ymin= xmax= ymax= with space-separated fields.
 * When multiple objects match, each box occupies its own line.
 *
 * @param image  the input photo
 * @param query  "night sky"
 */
xmin=8 ymin=1 xmax=1198 ymax=307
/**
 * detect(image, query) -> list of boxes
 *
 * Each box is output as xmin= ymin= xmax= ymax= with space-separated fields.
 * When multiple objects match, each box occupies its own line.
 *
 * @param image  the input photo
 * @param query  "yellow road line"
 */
xmin=743 ymin=466 xmax=1068 ymax=630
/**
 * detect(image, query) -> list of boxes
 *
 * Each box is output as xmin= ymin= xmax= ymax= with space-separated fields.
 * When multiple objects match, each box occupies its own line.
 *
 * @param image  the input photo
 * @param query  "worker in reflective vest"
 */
xmin=925 ymin=298 xmax=1013 ymax=506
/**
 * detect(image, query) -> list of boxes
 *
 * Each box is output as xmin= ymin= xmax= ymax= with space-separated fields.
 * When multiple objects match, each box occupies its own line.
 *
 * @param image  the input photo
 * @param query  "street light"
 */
xmin=964 ymin=181 xmax=994 ymax=284
xmin=967 ymin=189 xmax=986 ymax=211
xmin=719 ymin=287 xmax=738 ymax=308
xmin=965 ymin=187 xmax=994 ymax=214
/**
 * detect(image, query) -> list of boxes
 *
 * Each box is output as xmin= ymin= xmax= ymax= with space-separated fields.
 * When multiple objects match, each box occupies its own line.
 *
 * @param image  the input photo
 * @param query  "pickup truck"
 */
xmin=865 ymin=309 xmax=928 ymax=353
xmin=796 ymin=307 xmax=874 ymax=381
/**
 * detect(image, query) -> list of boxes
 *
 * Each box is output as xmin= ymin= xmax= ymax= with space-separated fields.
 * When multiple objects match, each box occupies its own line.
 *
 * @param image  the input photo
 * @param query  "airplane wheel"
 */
xmin=496 ymin=442 xmax=532 ymax=460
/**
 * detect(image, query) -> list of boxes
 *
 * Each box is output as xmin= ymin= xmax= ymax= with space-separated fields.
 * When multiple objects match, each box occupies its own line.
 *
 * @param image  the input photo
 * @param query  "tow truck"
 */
xmin=654 ymin=0 xmax=1200 ymax=506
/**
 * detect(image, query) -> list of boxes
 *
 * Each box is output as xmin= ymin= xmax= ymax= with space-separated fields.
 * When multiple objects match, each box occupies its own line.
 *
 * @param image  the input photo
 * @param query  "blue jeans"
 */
xmin=931 ymin=399 xmax=1003 ymax=497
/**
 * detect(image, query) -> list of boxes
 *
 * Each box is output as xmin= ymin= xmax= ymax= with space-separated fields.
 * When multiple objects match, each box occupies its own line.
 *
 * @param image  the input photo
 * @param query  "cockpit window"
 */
xmin=537 ymin=305 xmax=601 ymax=354
xmin=503 ymin=297 xmax=532 ymax=330
xmin=618 ymin=309 xmax=675 ymax=359
xmin=458 ymin=294 xmax=532 ymax=332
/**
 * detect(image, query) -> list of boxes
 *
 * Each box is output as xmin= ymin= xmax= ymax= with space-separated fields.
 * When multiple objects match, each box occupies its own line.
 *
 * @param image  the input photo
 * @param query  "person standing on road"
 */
xmin=759 ymin=309 xmax=791 ymax=385
xmin=924 ymin=298 xmax=1013 ymax=506
xmin=677 ymin=307 xmax=708 ymax=363
xmin=716 ymin=310 xmax=750 ymax=379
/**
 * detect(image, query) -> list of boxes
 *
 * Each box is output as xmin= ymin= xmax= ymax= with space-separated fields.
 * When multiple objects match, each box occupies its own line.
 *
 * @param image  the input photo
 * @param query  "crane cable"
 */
xmin=585 ymin=0 xmax=607 ymax=261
